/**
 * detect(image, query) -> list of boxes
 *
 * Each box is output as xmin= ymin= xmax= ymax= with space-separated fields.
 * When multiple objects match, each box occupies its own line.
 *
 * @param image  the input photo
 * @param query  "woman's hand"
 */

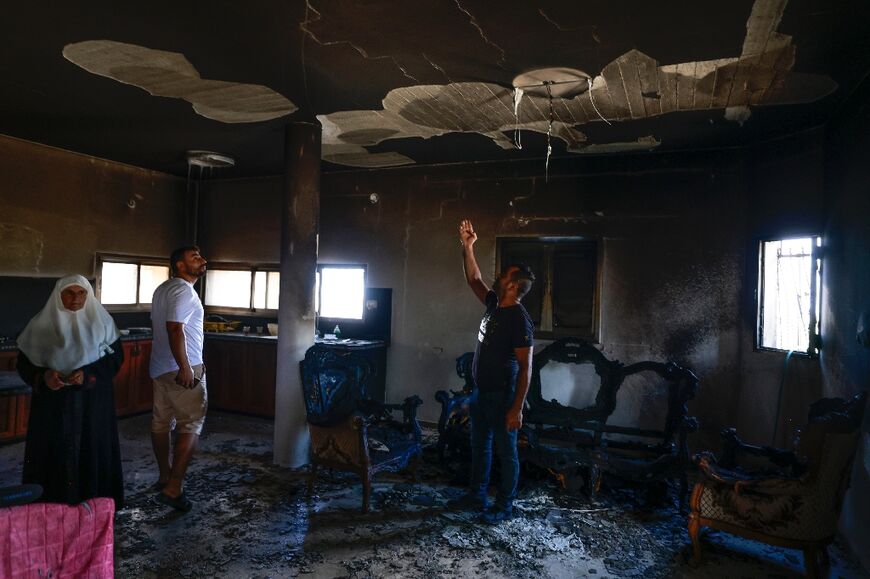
xmin=66 ymin=370 xmax=84 ymax=385
xmin=44 ymin=370 xmax=65 ymax=391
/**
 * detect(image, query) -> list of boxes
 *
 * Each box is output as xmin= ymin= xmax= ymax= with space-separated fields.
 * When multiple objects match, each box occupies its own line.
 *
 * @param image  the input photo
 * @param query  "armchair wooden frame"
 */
xmin=688 ymin=392 xmax=867 ymax=579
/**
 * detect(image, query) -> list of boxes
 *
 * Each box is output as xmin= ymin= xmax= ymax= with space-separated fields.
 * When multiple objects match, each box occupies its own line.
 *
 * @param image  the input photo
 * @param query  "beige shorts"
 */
xmin=151 ymin=364 xmax=208 ymax=435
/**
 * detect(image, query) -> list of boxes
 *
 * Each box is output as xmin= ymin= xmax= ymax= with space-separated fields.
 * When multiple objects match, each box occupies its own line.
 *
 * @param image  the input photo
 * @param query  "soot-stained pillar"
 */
xmin=274 ymin=122 xmax=321 ymax=467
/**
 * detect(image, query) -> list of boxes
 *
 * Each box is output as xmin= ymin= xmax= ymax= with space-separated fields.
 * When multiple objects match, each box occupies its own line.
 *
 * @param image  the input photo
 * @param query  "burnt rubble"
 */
xmin=0 ymin=412 xmax=866 ymax=578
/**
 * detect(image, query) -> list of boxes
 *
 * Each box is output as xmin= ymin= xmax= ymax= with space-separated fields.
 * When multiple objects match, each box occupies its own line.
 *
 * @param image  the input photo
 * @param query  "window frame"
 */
xmin=202 ymin=261 xmax=281 ymax=315
xmin=316 ymin=263 xmax=368 ymax=323
xmin=754 ymin=234 xmax=823 ymax=357
xmin=496 ymin=236 xmax=602 ymax=342
xmin=95 ymin=253 xmax=170 ymax=312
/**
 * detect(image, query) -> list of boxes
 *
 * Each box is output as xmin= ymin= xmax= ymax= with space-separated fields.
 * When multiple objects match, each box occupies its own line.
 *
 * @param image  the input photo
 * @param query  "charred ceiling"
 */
xmin=0 ymin=0 xmax=867 ymax=176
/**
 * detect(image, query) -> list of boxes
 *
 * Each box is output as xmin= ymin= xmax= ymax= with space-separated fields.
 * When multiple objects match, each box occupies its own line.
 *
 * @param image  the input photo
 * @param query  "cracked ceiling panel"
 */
xmin=320 ymin=83 xmax=592 ymax=167
xmin=0 ymin=0 xmax=866 ymax=175
xmin=318 ymin=0 xmax=837 ymax=169
xmin=63 ymin=41 xmax=297 ymax=124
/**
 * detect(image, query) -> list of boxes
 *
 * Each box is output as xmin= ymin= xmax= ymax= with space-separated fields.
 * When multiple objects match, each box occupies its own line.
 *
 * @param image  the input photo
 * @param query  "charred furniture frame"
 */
xmin=521 ymin=338 xmax=700 ymax=506
xmin=689 ymin=392 xmax=867 ymax=579
xmin=434 ymin=338 xmax=700 ymax=506
xmin=301 ymin=344 xmax=423 ymax=513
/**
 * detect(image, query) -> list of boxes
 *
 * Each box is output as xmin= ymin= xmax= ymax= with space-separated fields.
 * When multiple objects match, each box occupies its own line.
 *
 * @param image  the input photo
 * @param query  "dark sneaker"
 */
xmin=481 ymin=506 xmax=513 ymax=525
xmin=446 ymin=492 xmax=488 ymax=511
xmin=155 ymin=491 xmax=193 ymax=512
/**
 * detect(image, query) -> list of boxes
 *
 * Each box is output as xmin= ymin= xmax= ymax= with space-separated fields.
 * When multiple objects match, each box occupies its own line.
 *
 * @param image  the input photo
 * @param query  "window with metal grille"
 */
xmin=757 ymin=236 xmax=822 ymax=355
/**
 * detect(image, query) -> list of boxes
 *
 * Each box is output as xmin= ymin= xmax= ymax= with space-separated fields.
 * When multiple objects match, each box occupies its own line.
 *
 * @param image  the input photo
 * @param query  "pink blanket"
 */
xmin=0 ymin=498 xmax=114 ymax=578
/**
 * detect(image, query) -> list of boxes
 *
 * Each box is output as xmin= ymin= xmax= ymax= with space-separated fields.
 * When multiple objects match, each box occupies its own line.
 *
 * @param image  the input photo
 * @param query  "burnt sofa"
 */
xmin=435 ymin=338 xmax=700 ymax=507
xmin=521 ymin=338 xmax=700 ymax=506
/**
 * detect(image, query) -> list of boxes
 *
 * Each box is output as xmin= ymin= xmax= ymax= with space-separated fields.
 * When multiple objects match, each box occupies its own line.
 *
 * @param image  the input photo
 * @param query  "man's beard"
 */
xmin=186 ymin=265 xmax=206 ymax=278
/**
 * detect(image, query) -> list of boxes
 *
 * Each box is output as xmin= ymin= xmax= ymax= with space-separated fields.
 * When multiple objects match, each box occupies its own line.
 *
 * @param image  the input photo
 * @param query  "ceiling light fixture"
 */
xmin=512 ymin=68 xmax=592 ymax=182
xmin=187 ymin=150 xmax=235 ymax=169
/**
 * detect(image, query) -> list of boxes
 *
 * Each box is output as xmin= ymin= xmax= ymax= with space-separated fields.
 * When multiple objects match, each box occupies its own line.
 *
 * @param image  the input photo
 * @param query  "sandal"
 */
xmin=156 ymin=491 xmax=193 ymax=512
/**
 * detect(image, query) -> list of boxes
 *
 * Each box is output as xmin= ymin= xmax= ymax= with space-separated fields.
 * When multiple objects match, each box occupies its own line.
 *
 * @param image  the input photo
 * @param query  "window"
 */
xmin=498 ymin=238 xmax=599 ymax=340
xmin=204 ymin=267 xmax=280 ymax=310
xmin=316 ymin=264 xmax=366 ymax=320
xmin=757 ymin=236 xmax=822 ymax=355
xmin=97 ymin=256 xmax=169 ymax=307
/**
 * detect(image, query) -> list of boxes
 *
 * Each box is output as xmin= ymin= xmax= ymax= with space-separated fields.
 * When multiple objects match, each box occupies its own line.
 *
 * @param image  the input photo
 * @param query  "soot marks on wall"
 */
xmin=0 ymin=134 xmax=187 ymax=277
xmin=0 ymin=223 xmax=44 ymax=274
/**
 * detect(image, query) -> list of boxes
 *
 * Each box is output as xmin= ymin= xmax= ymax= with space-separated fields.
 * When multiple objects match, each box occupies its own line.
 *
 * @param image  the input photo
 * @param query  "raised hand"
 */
xmin=459 ymin=219 xmax=478 ymax=247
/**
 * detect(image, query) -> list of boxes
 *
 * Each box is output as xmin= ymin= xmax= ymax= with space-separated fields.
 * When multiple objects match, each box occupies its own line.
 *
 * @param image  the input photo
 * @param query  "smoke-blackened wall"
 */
xmin=820 ymin=93 xmax=870 ymax=569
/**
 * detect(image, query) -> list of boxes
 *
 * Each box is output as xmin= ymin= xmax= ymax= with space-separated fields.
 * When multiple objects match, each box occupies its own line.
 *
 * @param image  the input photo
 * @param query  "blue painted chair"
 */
xmin=300 ymin=344 xmax=422 ymax=512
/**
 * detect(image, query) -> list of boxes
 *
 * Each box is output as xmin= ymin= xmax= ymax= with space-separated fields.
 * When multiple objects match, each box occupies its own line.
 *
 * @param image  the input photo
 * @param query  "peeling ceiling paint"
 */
xmin=62 ymin=40 xmax=297 ymax=124
xmin=1 ymin=0 xmax=864 ymax=175
xmin=318 ymin=0 xmax=836 ymax=168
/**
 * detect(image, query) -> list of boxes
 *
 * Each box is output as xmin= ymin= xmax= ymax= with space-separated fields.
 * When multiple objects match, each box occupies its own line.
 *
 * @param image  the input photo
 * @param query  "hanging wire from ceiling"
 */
xmin=545 ymin=83 xmax=553 ymax=182
xmin=512 ymin=68 xmax=592 ymax=182
xmin=587 ymin=76 xmax=612 ymax=125
xmin=513 ymin=87 xmax=524 ymax=149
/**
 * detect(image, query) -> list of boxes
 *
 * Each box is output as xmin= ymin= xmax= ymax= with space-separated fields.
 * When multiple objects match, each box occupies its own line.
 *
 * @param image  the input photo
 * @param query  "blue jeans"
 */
xmin=469 ymin=389 xmax=519 ymax=510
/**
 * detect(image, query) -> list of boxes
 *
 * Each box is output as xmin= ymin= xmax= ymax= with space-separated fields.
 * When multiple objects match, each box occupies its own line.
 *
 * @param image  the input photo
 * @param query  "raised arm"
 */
xmin=460 ymin=219 xmax=489 ymax=304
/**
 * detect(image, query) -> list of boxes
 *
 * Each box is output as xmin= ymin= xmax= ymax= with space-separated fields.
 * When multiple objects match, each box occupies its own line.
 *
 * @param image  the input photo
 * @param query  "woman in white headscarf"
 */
xmin=16 ymin=274 xmax=125 ymax=507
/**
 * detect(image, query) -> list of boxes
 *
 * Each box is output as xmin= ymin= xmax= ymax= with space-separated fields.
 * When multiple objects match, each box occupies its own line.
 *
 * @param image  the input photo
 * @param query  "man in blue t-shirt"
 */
xmin=450 ymin=218 xmax=535 ymax=524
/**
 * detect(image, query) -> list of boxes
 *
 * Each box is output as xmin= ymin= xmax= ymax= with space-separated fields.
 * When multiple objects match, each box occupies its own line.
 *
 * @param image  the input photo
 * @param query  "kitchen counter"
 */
xmin=121 ymin=333 xmax=152 ymax=341
xmin=0 ymin=371 xmax=30 ymax=396
xmin=205 ymin=331 xmax=277 ymax=343
xmin=0 ymin=333 xmax=151 ymax=352
xmin=315 ymin=337 xmax=385 ymax=350
xmin=203 ymin=332 xmax=386 ymax=349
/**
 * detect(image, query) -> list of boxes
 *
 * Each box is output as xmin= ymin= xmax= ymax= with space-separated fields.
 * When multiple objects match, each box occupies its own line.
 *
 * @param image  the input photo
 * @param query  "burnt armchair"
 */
xmin=301 ymin=344 xmax=423 ymax=513
xmin=689 ymin=392 xmax=867 ymax=578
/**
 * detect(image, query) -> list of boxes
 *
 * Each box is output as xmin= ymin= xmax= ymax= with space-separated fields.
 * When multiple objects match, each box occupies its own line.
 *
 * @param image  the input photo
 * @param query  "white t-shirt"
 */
xmin=150 ymin=277 xmax=204 ymax=378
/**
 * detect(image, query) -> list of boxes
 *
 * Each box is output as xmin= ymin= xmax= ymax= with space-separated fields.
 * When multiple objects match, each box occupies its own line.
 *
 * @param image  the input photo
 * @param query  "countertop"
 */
xmin=206 ymin=332 xmax=386 ymax=349
xmin=205 ymin=331 xmax=277 ymax=343
xmin=121 ymin=333 xmax=152 ymax=342
xmin=0 ymin=333 xmax=151 ymax=354
xmin=0 ymin=371 xmax=30 ymax=396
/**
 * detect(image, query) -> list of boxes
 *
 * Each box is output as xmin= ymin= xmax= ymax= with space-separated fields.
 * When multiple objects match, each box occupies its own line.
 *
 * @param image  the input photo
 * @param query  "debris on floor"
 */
xmin=0 ymin=411 xmax=867 ymax=578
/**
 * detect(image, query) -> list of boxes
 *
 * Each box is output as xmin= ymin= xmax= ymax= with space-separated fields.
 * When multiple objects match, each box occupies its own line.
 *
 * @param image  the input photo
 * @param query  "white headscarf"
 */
xmin=17 ymin=275 xmax=120 ymax=375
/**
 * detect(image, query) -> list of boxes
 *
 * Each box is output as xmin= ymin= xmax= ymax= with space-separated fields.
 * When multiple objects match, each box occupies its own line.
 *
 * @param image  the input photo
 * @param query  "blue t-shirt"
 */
xmin=472 ymin=291 xmax=534 ymax=392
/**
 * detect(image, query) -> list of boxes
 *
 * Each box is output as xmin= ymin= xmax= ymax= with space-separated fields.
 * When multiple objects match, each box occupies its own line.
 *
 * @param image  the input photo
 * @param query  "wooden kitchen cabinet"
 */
xmin=203 ymin=338 xmax=276 ymax=417
xmin=113 ymin=339 xmax=153 ymax=417
xmin=0 ymin=351 xmax=29 ymax=443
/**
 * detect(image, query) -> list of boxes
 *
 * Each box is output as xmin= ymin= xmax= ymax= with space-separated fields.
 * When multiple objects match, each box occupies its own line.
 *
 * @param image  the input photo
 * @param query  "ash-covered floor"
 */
xmin=1 ymin=411 xmax=867 ymax=578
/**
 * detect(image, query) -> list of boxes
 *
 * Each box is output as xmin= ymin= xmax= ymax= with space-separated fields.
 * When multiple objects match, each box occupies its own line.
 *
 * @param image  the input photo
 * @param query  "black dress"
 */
xmin=17 ymin=339 xmax=125 ymax=508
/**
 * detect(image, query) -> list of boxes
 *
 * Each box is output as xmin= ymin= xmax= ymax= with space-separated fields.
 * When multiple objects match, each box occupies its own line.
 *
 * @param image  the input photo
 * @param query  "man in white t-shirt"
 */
xmin=149 ymin=245 xmax=207 ymax=512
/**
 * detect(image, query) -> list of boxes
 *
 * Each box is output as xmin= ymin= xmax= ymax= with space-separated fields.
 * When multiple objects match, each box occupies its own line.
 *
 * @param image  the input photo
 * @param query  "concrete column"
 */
xmin=273 ymin=122 xmax=321 ymax=467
